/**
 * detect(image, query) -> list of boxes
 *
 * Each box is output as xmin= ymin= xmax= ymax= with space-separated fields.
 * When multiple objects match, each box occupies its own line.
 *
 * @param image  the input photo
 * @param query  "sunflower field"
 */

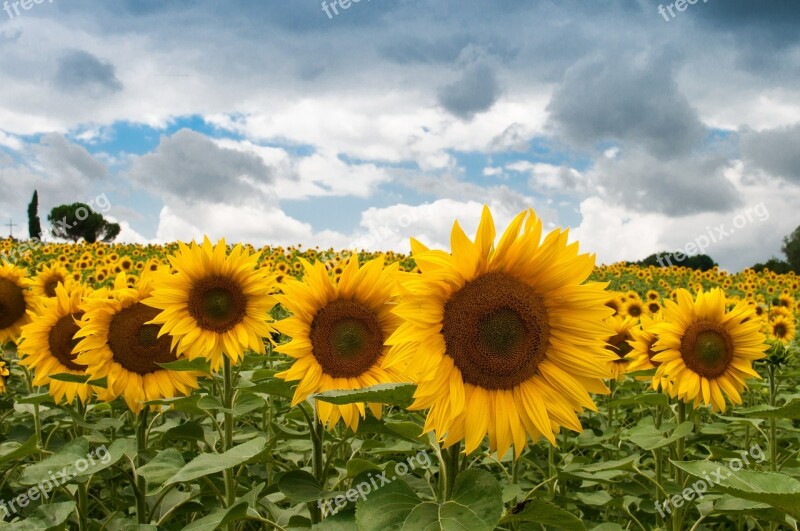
xmin=0 ymin=206 xmax=798 ymax=531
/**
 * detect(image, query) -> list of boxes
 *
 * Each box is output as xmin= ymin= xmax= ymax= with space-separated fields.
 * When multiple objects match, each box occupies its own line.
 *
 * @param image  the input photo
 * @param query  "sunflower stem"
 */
xmin=547 ymin=443 xmax=556 ymax=500
xmin=768 ymin=364 xmax=778 ymax=472
xmin=654 ymin=403 xmax=663 ymax=527
xmin=22 ymin=366 xmax=43 ymax=458
xmin=307 ymin=409 xmax=325 ymax=524
xmin=135 ymin=408 xmax=148 ymax=524
xmin=222 ymin=355 xmax=237 ymax=531
xmin=77 ymin=479 xmax=89 ymax=531
xmin=443 ymin=443 xmax=461 ymax=501
xmin=672 ymin=401 xmax=687 ymax=531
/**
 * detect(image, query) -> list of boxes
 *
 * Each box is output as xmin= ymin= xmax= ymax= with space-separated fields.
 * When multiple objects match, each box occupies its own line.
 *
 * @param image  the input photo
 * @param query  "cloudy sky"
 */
xmin=1 ymin=0 xmax=799 ymax=270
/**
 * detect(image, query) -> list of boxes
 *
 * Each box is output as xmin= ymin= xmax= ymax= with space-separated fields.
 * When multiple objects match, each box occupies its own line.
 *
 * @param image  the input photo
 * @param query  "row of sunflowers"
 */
xmin=0 ymin=206 xmax=798 ymax=530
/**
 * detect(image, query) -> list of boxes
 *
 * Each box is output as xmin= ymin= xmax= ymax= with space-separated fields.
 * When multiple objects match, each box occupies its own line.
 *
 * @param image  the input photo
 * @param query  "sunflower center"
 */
xmin=479 ymin=308 xmax=527 ymax=355
xmin=606 ymin=331 xmax=633 ymax=363
xmin=646 ymin=339 xmax=661 ymax=368
xmin=680 ymin=322 xmax=734 ymax=378
xmin=0 ymin=278 xmax=27 ymax=330
xmin=627 ymin=304 xmax=642 ymax=318
xmin=108 ymin=303 xmax=177 ymax=375
xmin=774 ymin=324 xmax=787 ymax=338
xmin=442 ymin=272 xmax=549 ymax=390
xmin=48 ymin=313 xmax=87 ymax=372
xmin=188 ymin=277 xmax=247 ymax=333
xmin=310 ymin=299 xmax=383 ymax=377
xmin=44 ymin=277 xmax=63 ymax=297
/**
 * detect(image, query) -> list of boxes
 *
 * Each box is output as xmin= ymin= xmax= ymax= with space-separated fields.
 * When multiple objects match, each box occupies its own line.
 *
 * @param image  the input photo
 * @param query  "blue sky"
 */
xmin=1 ymin=0 xmax=800 ymax=270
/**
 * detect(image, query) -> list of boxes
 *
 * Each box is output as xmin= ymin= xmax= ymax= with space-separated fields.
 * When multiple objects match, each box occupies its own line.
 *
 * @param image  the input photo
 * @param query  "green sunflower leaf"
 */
xmin=314 ymin=383 xmax=416 ymax=408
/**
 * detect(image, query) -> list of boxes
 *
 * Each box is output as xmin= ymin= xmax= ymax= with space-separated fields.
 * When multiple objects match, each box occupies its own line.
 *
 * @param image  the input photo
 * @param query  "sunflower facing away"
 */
xmin=274 ymin=255 xmax=404 ymax=431
xmin=18 ymin=283 xmax=95 ymax=404
xmin=144 ymin=237 xmax=278 ymax=371
xmin=0 ymin=262 xmax=36 ymax=344
xmin=626 ymin=312 xmax=671 ymax=392
xmin=75 ymin=273 xmax=200 ymax=414
xmin=652 ymin=288 xmax=767 ymax=412
xmin=385 ymin=206 xmax=617 ymax=459
xmin=604 ymin=315 xmax=637 ymax=381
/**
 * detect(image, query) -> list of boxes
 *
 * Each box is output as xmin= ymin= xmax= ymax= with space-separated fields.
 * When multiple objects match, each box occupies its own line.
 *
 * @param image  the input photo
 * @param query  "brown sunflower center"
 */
xmin=0 ymin=278 xmax=27 ymax=330
xmin=645 ymin=338 xmax=661 ymax=368
xmin=107 ymin=302 xmax=177 ymax=375
xmin=48 ymin=313 xmax=87 ymax=372
xmin=442 ymin=272 xmax=549 ymax=390
xmin=680 ymin=322 xmax=734 ymax=378
xmin=627 ymin=304 xmax=642 ymax=318
xmin=188 ymin=277 xmax=247 ymax=332
xmin=773 ymin=323 xmax=787 ymax=338
xmin=606 ymin=331 xmax=633 ymax=363
xmin=310 ymin=299 xmax=383 ymax=377
xmin=44 ymin=276 xmax=63 ymax=297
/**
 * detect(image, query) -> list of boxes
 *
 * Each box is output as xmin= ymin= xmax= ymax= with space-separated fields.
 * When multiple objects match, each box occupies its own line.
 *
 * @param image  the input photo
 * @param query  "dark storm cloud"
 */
xmin=127 ymin=129 xmax=274 ymax=204
xmin=546 ymin=53 xmax=706 ymax=159
xmin=741 ymin=123 xmax=800 ymax=183
xmin=54 ymin=50 xmax=123 ymax=95
xmin=437 ymin=64 xmax=500 ymax=119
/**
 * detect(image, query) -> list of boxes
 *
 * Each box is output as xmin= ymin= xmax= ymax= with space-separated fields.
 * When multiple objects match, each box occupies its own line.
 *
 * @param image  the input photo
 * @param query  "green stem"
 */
xmin=768 ymin=364 xmax=778 ymax=472
xmin=307 ymin=412 xmax=325 ymax=524
xmin=22 ymin=368 xmax=43 ymax=458
xmin=672 ymin=401 xmax=687 ymax=531
xmin=443 ymin=443 xmax=461 ymax=501
xmin=136 ymin=409 xmax=148 ymax=524
xmin=222 ymin=356 xmax=237 ymax=531
xmin=77 ymin=481 xmax=89 ymax=530
xmin=654 ymin=403 xmax=663 ymax=527
xmin=547 ymin=443 xmax=555 ymax=500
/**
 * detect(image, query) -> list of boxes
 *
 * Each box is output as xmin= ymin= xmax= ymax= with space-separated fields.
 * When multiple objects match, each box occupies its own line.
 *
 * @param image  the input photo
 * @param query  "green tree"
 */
xmin=781 ymin=225 xmax=800 ymax=272
xmin=636 ymin=252 xmax=717 ymax=271
xmin=27 ymin=190 xmax=42 ymax=240
xmin=751 ymin=257 xmax=792 ymax=274
xmin=48 ymin=203 xmax=121 ymax=243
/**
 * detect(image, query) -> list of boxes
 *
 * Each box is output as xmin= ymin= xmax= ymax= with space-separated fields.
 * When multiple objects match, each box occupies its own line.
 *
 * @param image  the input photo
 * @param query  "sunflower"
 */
xmin=626 ymin=312 xmax=670 ymax=391
xmin=31 ymin=264 xmax=70 ymax=298
xmin=144 ymin=237 xmax=278 ymax=371
xmin=652 ymin=288 xmax=767 ymax=412
xmin=18 ymin=283 xmax=95 ymax=404
xmin=274 ymin=255 xmax=404 ymax=431
xmin=769 ymin=314 xmax=796 ymax=344
xmin=0 ymin=262 xmax=36 ymax=344
xmin=647 ymin=300 xmax=662 ymax=314
xmin=0 ymin=359 xmax=8 ymax=394
xmin=604 ymin=315 xmax=638 ymax=381
xmin=776 ymin=293 xmax=794 ymax=311
xmin=74 ymin=273 xmax=200 ymax=414
xmin=385 ymin=206 xmax=616 ymax=458
xmin=624 ymin=300 xmax=644 ymax=319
